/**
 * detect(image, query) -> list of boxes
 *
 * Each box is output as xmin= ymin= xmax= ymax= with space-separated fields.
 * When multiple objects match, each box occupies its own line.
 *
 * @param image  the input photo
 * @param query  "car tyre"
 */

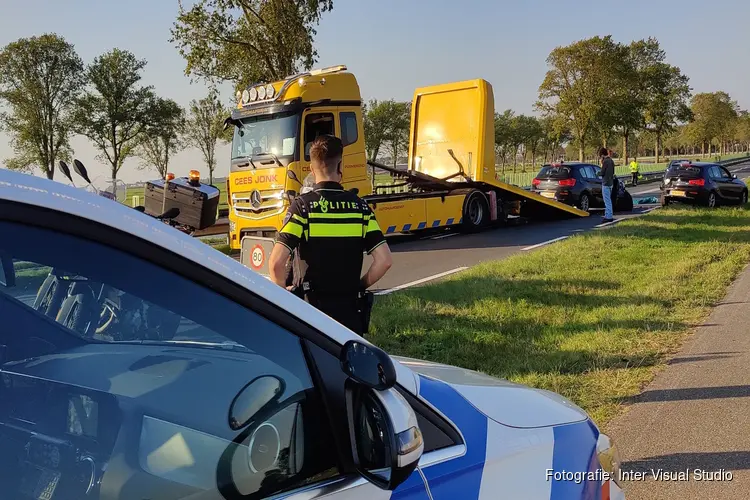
xmin=661 ymin=195 xmax=670 ymax=207
xmin=741 ymin=190 xmax=748 ymax=206
xmin=707 ymin=191 xmax=718 ymax=208
xmin=578 ymin=192 xmax=591 ymax=212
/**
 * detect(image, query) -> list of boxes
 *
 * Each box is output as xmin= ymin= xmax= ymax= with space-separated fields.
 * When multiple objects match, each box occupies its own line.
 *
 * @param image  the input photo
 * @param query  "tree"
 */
xmin=362 ymin=99 xmax=410 ymax=165
xmin=643 ymin=63 xmax=691 ymax=163
xmin=605 ymin=38 xmax=663 ymax=165
xmin=170 ymin=0 xmax=333 ymax=89
xmin=514 ymin=115 xmax=543 ymax=169
xmin=0 ymin=34 xmax=84 ymax=179
xmin=363 ymin=99 xmax=390 ymax=161
xmin=734 ymin=112 xmax=750 ymax=152
xmin=539 ymin=116 xmax=570 ymax=162
xmin=689 ymin=92 xmax=739 ymax=156
xmin=384 ymin=101 xmax=410 ymax=166
xmin=72 ymin=49 xmax=158 ymax=186
xmin=184 ymin=88 xmax=230 ymax=185
xmin=537 ymin=36 xmax=630 ymax=162
xmin=136 ymin=98 xmax=185 ymax=178
xmin=494 ymin=110 xmax=515 ymax=169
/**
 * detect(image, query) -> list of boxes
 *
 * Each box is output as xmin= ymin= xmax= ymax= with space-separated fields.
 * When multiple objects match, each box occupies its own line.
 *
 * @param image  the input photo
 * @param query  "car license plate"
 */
xmin=540 ymin=192 xmax=556 ymax=199
xmin=671 ymin=190 xmax=686 ymax=197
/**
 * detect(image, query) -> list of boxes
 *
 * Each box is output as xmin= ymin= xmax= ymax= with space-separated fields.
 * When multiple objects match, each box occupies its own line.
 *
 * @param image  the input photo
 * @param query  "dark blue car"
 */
xmin=661 ymin=161 xmax=748 ymax=207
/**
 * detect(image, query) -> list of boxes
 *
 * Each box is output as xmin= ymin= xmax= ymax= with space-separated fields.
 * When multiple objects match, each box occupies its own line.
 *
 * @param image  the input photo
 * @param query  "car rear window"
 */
xmin=667 ymin=164 xmax=703 ymax=178
xmin=537 ymin=165 xmax=571 ymax=178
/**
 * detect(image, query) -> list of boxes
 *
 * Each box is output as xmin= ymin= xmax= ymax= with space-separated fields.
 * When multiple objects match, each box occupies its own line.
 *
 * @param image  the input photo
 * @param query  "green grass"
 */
xmin=369 ymin=206 xmax=750 ymax=429
xmin=13 ymin=263 xmax=52 ymax=294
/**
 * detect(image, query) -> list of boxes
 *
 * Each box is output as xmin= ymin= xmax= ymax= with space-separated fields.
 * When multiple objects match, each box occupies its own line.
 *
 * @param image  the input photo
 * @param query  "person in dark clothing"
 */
xmin=269 ymin=135 xmax=393 ymax=335
xmin=599 ymin=147 xmax=615 ymax=223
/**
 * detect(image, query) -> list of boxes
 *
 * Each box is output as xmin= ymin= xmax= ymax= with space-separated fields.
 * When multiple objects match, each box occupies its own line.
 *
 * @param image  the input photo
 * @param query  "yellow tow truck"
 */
xmin=223 ymin=65 xmax=587 ymax=268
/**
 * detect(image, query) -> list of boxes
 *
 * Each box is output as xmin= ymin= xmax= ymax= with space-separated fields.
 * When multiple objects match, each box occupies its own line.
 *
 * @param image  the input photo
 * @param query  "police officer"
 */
xmin=269 ymin=134 xmax=393 ymax=335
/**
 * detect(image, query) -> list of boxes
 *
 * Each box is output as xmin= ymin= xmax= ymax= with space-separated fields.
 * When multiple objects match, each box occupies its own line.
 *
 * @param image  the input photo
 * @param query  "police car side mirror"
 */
xmin=340 ymin=340 xmax=396 ymax=390
xmin=340 ymin=340 xmax=422 ymax=490
xmin=344 ymin=380 xmax=423 ymax=491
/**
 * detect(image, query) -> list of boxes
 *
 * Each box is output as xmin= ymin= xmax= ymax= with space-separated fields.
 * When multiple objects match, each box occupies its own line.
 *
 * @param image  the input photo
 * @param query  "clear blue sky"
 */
xmin=2 ymin=0 xmax=749 ymax=186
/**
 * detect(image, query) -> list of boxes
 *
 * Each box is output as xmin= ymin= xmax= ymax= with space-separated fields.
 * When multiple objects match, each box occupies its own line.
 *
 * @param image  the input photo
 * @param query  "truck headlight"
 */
xmin=229 ymin=220 xmax=236 ymax=233
xmin=597 ymin=433 xmax=622 ymax=487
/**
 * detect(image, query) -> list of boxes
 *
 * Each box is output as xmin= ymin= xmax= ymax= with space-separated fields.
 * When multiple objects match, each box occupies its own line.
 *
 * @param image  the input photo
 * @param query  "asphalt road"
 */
xmin=372 ymin=162 xmax=750 ymax=294
xmin=606 ymin=261 xmax=750 ymax=499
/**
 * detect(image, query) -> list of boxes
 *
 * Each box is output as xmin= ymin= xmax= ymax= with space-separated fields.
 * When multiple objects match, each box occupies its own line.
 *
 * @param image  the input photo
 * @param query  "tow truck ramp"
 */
xmin=364 ymin=78 xmax=588 ymax=225
xmin=367 ymin=160 xmax=589 ymax=223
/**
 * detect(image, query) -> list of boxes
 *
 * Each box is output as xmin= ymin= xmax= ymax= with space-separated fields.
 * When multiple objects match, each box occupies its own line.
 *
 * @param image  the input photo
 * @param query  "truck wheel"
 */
xmin=461 ymin=191 xmax=489 ymax=233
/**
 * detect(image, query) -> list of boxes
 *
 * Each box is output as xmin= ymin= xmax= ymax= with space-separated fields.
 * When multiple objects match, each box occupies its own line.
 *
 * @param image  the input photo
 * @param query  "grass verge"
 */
xmin=369 ymin=206 xmax=750 ymax=429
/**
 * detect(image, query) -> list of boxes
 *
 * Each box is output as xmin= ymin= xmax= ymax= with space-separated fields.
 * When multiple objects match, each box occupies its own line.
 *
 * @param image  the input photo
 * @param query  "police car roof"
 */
xmin=0 ymin=169 xmax=418 ymax=393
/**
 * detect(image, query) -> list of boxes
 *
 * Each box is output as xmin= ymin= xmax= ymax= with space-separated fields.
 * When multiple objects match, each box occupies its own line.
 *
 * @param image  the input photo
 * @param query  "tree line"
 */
xmin=0 ymin=34 xmax=231 ymax=184
xmin=363 ymin=36 xmax=750 ymax=171
xmin=3 ymin=2 xmax=748 ymax=182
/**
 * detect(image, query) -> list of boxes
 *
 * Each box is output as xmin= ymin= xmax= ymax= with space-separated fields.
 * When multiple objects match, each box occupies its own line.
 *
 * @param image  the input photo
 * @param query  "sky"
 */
xmin=2 ymin=0 xmax=750 ymax=187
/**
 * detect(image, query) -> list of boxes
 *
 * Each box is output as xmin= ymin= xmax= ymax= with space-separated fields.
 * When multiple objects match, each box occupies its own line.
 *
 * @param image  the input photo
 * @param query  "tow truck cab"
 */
xmin=225 ymin=65 xmax=371 ymax=250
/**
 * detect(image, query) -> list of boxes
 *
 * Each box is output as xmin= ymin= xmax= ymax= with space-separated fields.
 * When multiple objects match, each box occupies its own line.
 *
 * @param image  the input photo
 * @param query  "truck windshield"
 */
xmin=231 ymin=112 xmax=299 ymax=160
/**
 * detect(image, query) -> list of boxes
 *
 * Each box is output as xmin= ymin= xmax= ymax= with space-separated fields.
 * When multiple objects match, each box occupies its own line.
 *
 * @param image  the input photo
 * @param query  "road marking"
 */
xmin=375 ymin=267 xmax=469 ymax=295
xmin=521 ymin=236 xmax=569 ymax=251
xmin=595 ymin=219 xmax=620 ymax=228
xmin=430 ymin=233 xmax=460 ymax=240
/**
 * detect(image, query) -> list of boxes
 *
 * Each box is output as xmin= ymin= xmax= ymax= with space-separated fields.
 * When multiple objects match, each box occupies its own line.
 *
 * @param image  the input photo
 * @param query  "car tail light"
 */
xmin=558 ymin=178 xmax=576 ymax=187
xmin=688 ymin=179 xmax=705 ymax=186
xmin=532 ymin=178 xmax=541 ymax=186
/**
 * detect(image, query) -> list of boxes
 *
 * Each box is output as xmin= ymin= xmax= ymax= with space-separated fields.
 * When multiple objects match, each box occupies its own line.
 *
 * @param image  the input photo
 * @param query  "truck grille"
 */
xmin=232 ymin=189 xmax=285 ymax=220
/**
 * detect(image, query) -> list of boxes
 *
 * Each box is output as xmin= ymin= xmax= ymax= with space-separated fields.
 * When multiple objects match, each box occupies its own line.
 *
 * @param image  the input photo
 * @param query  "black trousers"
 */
xmin=632 ymin=172 xmax=638 ymax=185
xmin=305 ymin=293 xmax=364 ymax=335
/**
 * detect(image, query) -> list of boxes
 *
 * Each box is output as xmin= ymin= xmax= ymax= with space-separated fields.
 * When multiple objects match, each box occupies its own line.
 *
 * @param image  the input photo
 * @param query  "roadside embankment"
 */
xmin=370 ymin=205 xmax=750 ymax=427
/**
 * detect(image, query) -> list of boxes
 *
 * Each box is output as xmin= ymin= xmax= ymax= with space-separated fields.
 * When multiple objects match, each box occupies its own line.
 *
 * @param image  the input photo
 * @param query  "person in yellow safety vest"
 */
xmin=630 ymin=158 xmax=640 ymax=186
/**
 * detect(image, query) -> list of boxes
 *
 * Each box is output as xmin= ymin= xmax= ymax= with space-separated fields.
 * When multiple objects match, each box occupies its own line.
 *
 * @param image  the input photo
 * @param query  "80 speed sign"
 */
xmin=250 ymin=244 xmax=265 ymax=270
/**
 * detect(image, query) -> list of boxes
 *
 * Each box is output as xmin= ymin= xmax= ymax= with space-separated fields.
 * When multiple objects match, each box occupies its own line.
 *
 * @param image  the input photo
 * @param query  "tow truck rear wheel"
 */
xmin=461 ymin=191 xmax=489 ymax=233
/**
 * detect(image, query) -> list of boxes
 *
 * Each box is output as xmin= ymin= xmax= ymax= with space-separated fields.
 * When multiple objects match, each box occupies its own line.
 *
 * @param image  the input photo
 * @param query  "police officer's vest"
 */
xmin=277 ymin=181 xmax=385 ymax=296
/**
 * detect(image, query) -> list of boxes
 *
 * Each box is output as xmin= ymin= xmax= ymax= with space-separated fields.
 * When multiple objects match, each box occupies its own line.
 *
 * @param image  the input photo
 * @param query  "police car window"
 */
xmin=303 ymin=113 xmax=335 ymax=160
xmin=0 ymin=220 xmax=340 ymax=498
xmin=340 ymin=112 xmax=358 ymax=147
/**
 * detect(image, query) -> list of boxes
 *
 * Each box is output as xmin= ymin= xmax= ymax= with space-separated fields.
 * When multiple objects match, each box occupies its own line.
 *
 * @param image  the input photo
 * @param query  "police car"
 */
xmin=0 ymin=168 xmax=625 ymax=500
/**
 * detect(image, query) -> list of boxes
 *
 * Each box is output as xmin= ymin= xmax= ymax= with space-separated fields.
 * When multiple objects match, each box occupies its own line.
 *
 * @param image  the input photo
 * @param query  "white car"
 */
xmin=0 ymin=168 xmax=624 ymax=500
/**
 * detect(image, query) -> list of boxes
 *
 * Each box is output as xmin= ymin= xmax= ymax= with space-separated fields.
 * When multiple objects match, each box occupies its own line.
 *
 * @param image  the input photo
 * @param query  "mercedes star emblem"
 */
xmin=250 ymin=190 xmax=262 ymax=209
